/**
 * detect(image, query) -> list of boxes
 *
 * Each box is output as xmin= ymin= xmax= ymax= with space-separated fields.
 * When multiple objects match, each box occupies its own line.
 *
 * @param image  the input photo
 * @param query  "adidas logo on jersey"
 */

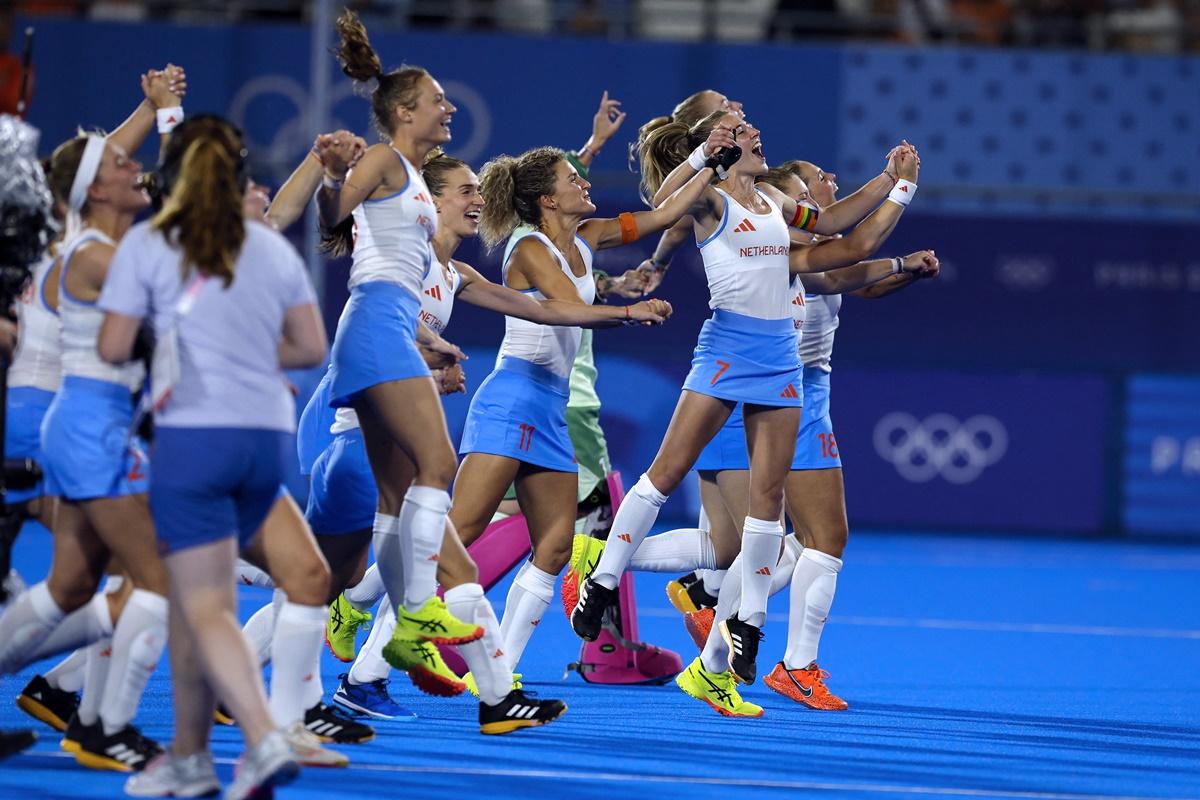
xmin=414 ymin=192 xmax=432 ymax=205
xmin=617 ymin=533 xmax=632 ymax=543
xmin=425 ymin=284 xmax=443 ymax=301
xmin=732 ymin=219 xmax=757 ymax=233
xmin=792 ymin=295 xmax=805 ymax=306
xmin=780 ymin=384 xmax=799 ymax=399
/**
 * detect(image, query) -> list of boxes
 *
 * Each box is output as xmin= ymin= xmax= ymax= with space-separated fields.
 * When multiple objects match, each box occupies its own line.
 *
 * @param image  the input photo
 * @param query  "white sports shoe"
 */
xmin=125 ymin=751 xmax=221 ymax=798
xmin=283 ymin=720 xmax=348 ymax=768
xmin=224 ymin=729 xmax=299 ymax=800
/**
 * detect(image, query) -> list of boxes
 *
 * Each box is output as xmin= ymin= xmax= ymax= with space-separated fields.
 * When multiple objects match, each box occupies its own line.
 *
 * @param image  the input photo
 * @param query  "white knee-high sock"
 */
xmin=371 ymin=512 xmax=406 ymax=613
xmin=268 ymin=602 xmax=328 ymax=727
xmin=348 ymin=601 xmax=394 ymax=686
xmin=0 ymin=582 xmax=67 ymax=673
xmin=499 ymin=562 xmax=555 ymax=671
xmin=445 ymin=583 xmax=509 ymax=706
xmin=784 ymin=548 xmax=843 ymax=670
xmin=700 ymin=569 xmax=725 ymax=597
xmin=629 ymin=529 xmax=717 ymax=573
xmin=77 ymin=638 xmax=112 ymax=725
xmin=592 ymin=474 xmax=668 ymax=590
xmin=242 ymin=598 xmax=278 ymax=668
xmin=44 ymin=647 xmax=88 ymax=693
xmin=767 ymin=536 xmax=803 ymax=595
xmin=738 ymin=516 xmax=785 ymax=627
xmin=344 ymin=564 xmax=385 ymax=612
xmin=235 ymin=560 xmax=275 ymax=589
xmin=29 ymin=590 xmax=114 ymax=663
xmin=699 ymin=541 xmax=801 ymax=674
xmin=100 ymin=589 xmax=168 ymax=735
xmin=399 ymin=486 xmax=451 ymax=609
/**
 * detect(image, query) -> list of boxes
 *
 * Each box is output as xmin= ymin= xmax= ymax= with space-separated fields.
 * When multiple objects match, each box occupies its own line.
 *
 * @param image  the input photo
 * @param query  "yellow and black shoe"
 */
xmin=666 ymin=572 xmax=718 ymax=615
xmin=213 ymin=703 xmax=234 ymax=726
xmin=59 ymin=712 xmax=89 ymax=754
xmin=674 ymin=657 xmax=763 ymax=718
xmin=16 ymin=675 xmax=79 ymax=732
xmin=479 ymin=689 xmax=566 ymax=735
xmin=73 ymin=721 xmax=162 ymax=772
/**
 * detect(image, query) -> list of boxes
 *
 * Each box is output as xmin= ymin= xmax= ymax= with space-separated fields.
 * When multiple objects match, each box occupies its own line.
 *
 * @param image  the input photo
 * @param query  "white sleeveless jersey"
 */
xmin=697 ymin=188 xmax=792 ymax=320
xmin=799 ymin=292 xmax=842 ymax=372
xmin=331 ymin=257 xmax=463 ymax=435
xmin=498 ymin=232 xmax=595 ymax=379
xmin=58 ymin=229 xmax=144 ymax=390
xmin=9 ymin=253 xmax=63 ymax=392
xmin=347 ymin=149 xmax=439 ymax=300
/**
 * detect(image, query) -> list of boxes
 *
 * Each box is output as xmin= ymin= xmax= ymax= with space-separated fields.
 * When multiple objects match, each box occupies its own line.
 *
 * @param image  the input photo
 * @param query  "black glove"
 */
xmin=705 ymin=145 xmax=742 ymax=180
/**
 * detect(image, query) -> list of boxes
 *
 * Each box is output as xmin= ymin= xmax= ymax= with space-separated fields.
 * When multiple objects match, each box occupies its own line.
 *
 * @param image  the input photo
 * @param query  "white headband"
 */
xmin=67 ymin=134 xmax=106 ymax=212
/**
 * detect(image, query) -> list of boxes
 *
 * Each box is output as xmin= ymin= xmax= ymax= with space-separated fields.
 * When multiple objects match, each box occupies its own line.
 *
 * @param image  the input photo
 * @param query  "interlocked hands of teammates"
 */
xmin=316 ymin=131 xmax=369 ymax=180
xmin=885 ymin=140 xmax=920 ymax=183
xmin=901 ymin=250 xmax=939 ymax=279
xmin=142 ymin=64 xmax=187 ymax=107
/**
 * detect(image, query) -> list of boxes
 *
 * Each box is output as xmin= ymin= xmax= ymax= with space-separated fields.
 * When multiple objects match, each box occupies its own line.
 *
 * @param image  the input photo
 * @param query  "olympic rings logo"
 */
xmin=872 ymin=412 xmax=1008 ymax=484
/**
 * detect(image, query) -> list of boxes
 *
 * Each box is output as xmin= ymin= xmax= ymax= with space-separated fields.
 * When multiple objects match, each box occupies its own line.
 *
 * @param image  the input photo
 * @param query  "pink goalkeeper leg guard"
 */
xmin=570 ymin=473 xmax=682 ymax=685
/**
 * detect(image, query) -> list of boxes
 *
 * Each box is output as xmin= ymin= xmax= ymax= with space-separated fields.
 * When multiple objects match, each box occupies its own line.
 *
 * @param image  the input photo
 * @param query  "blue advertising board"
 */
xmin=1122 ymin=375 xmax=1200 ymax=536
xmin=826 ymin=368 xmax=1111 ymax=532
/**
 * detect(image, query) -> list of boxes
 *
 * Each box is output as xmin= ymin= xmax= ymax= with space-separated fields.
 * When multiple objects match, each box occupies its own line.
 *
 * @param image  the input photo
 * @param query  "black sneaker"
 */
xmin=479 ymin=689 xmax=567 ymax=735
xmin=16 ymin=674 xmax=79 ymax=732
xmin=570 ymin=576 xmax=619 ymax=642
xmin=0 ymin=729 xmax=35 ymax=760
xmin=720 ymin=616 xmax=764 ymax=685
xmin=213 ymin=703 xmax=234 ymax=726
xmin=304 ymin=701 xmax=375 ymax=744
xmin=60 ymin=712 xmax=91 ymax=753
xmin=73 ymin=721 xmax=162 ymax=772
xmin=685 ymin=576 xmax=718 ymax=611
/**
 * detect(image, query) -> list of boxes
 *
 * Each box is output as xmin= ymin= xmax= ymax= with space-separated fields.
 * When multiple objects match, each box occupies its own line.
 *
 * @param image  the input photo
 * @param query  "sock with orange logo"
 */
xmin=268 ymin=602 xmax=328 ymax=727
xmin=445 ymin=583 xmax=508 ymax=705
xmin=738 ymin=517 xmax=784 ymax=627
xmin=499 ymin=562 xmax=555 ymax=672
xmin=592 ymin=473 xmax=668 ymax=590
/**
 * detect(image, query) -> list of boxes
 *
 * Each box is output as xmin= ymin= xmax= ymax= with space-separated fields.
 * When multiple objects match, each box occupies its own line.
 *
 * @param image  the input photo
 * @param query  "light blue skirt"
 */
xmin=792 ymin=368 xmax=841 ymax=470
xmin=682 ymin=309 xmax=802 ymax=408
xmin=5 ymin=386 xmax=55 ymax=504
xmin=459 ymin=357 xmax=576 ymax=473
xmin=328 ymin=281 xmax=430 ymax=408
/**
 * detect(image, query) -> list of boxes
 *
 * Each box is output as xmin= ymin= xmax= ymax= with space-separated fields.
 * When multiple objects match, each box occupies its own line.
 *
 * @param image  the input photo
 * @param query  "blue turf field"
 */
xmin=2 ymin=522 xmax=1198 ymax=800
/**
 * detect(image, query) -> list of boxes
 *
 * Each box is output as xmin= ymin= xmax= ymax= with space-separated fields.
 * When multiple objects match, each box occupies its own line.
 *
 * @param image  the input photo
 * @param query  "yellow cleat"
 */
xmin=382 ymin=597 xmax=482 ymax=672
xmin=463 ymin=672 xmax=523 ymax=698
xmin=674 ymin=657 xmax=763 ymax=718
xmin=391 ymin=640 xmax=466 ymax=697
xmin=325 ymin=593 xmax=372 ymax=663
xmin=561 ymin=534 xmax=607 ymax=618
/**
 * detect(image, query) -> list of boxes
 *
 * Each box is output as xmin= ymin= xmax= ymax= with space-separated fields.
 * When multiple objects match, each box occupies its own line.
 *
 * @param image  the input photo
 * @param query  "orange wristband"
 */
xmin=618 ymin=212 xmax=639 ymax=244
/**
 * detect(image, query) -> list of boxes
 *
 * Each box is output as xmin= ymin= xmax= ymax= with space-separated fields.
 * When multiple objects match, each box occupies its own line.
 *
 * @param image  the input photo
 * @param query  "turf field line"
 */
xmin=17 ymin=753 xmax=1192 ymax=800
xmin=638 ymin=608 xmax=1200 ymax=640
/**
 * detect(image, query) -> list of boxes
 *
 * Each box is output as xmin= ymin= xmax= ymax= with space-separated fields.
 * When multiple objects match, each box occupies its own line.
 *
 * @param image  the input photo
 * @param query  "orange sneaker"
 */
xmin=763 ymin=661 xmax=848 ymax=711
xmin=683 ymin=608 xmax=714 ymax=649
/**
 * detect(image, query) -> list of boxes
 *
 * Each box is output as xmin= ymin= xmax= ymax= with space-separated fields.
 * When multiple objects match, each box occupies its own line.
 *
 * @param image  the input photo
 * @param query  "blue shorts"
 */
xmin=5 ymin=386 xmax=55 ymax=504
xmin=682 ymin=310 xmax=802 ymax=408
xmin=327 ymin=281 xmax=430 ymax=408
xmin=459 ymin=357 xmax=576 ymax=473
xmin=151 ymin=426 xmax=289 ymax=555
xmin=296 ymin=370 xmax=336 ymax=477
xmin=40 ymin=376 xmax=149 ymax=501
xmin=792 ymin=368 xmax=841 ymax=470
xmin=305 ymin=430 xmax=377 ymax=535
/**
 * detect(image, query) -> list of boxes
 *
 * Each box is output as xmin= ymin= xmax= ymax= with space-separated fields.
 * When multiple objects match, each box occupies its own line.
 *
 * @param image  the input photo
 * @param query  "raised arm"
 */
xmin=315 ymin=143 xmax=398 ymax=228
xmin=455 ymin=261 xmax=669 ymax=328
xmin=109 ymin=64 xmax=186 ymax=159
xmin=649 ymin=125 xmax=738 ymax=208
xmin=580 ymin=166 xmax=717 ymax=252
xmin=573 ymin=90 xmax=626 ymax=169
xmin=803 ymin=251 xmax=938 ymax=295
xmin=268 ymin=131 xmax=366 ymax=231
xmin=850 ymin=250 xmax=939 ymax=298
